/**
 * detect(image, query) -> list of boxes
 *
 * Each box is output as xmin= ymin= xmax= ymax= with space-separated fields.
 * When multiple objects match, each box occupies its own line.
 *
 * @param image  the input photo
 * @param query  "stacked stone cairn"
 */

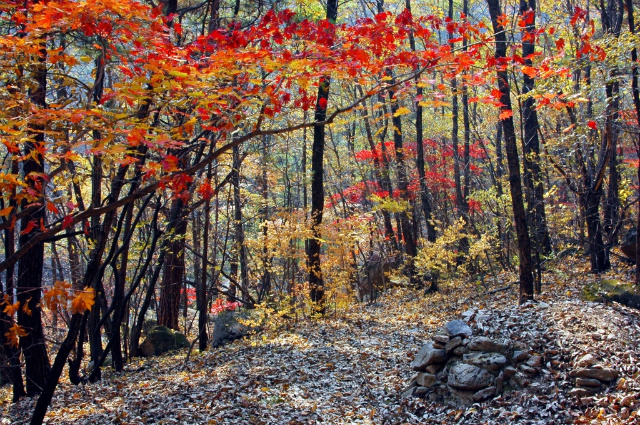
xmin=404 ymin=319 xmax=541 ymax=404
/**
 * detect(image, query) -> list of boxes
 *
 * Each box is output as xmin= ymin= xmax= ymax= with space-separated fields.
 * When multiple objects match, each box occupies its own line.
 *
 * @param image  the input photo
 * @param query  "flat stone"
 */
xmin=570 ymin=367 xmax=618 ymax=382
xmin=445 ymin=336 xmax=462 ymax=354
xmin=512 ymin=350 xmax=529 ymax=363
xmin=576 ymin=377 xmax=602 ymax=387
xmin=448 ymin=363 xmax=494 ymax=391
xmin=433 ymin=341 xmax=446 ymax=349
xmin=502 ymin=366 xmax=517 ymax=379
xmin=416 ymin=372 xmax=438 ymax=387
xmin=467 ymin=336 xmax=508 ymax=353
xmin=411 ymin=342 xmax=447 ymax=371
xmin=576 ymin=353 xmax=597 ymax=368
xmin=520 ymin=364 xmax=537 ymax=375
xmin=526 ymin=355 xmax=543 ymax=368
xmin=433 ymin=334 xmax=450 ymax=344
xmin=463 ymin=352 xmax=507 ymax=371
xmin=426 ymin=364 xmax=444 ymax=374
xmin=473 ymin=386 xmax=496 ymax=402
xmin=453 ymin=346 xmax=468 ymax=357
xmin=445 ymin=320 xmax=473 ymax=338
xmin=401 ymin=385 xmax=416 ymax=398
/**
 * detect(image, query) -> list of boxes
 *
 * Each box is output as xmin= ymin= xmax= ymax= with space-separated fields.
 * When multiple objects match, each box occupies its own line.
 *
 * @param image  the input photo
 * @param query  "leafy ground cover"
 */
xmin=2 ymin=256 xmax=640 ymax=424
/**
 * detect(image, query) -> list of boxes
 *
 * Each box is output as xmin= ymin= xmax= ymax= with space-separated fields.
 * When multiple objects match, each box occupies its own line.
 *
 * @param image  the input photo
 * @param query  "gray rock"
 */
xmin=570 ymin=367 xmax=618 ymax=382
xmin=445 ymin=320 xmax=473 ymax=338
xmin=211 ymin=310 xmax=257 ymax=348
xmin=433 ymin=341 xmax=446 ymax=349
xmin=414 ymin=386 xmax=430 ymax=397
xmin=445 ymin=336 xmax=462 ymax=354
xmin=467 ymin=336 xmax=508 ymax=352
xmin=453 ymin=346 xmax=468 ymax=357
xmin=426 ymin=363 xmax=444 ymax=374
xmin=411 ymin=342 xmax=447 ymax=371
xmin=519 ymin=364 xmax=537 ymax=375
xmin=512 ymin=350 xmax=529 ymax=363
xmin=473 ymin=386 xmax=496 ymax=402
xmin=502 ymin=366 xmax=517 ymax=379
xmin=463 ymin=352 xmax=507 ymax=371
xmin=139 ymin=326 xmax=189 ymax=357
xmin=448 ymin=363 xmax=494 ymax=391
xmin=526 ymin=355 xmax=543 ymax=368
xmin=576 ymin=377 xmax=602 ymax=387
xmin=416 ymin=372 xmax=438 ymax=387
xmin=433 ymin=334 xmax=450 ymax=344
xmin=576 ymin=353 xmax=597 ymax=368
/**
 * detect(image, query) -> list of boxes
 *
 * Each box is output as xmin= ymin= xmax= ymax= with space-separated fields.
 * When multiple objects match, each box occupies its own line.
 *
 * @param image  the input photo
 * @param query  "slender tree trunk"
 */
xmin=487 ymin=0 xmax=535 ymax=303
xmin=308 ymin=0 xmax=339 ymax=313
xmin=406 ymin=0 xmax=436 ymax=243
xmin=625 ymin=0 xmax=640 ymax=284
xmin=520 ymin=0 xmax=552 ymax=263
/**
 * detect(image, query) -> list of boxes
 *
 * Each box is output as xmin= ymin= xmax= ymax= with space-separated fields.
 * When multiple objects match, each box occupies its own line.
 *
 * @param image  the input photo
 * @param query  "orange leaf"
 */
xmin=20 ymin=220 xmax=37 ymax=235
xmin=47 ymin=201 xmax=59 ymax=214
xmin=22 ymin=297 xmax=32 ymax=316
xmin=71 ymin=287 xmax=95 ymax=314
xmin=499 ymin=109 xmax=513 ymax=120
xmin=5 ymin=324 xmax=28 ymax=348
xmin=0 ymin=206 xmax=13 ymax=217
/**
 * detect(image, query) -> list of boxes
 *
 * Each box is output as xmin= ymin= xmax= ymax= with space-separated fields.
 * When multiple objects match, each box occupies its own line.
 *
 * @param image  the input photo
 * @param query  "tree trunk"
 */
xmin=487 ymin=0 xmax=535 ymax=303
xmin=158 ymin=200 xmax=188 ymax=330
xmin=18 ymin=34 xmax=51 ymax=397
xmin=308 ymin=0 xmax=339 ymax=313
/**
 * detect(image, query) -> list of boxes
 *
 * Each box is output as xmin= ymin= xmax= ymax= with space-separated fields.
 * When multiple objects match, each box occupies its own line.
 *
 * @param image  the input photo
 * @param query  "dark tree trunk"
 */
xmin=18 ymin=35 xmax=51 ymax=397
xmin=308 ymin=0 xmax=338 ymax=313
xmin=406 ymin=0 xmax=436 ymax=243
xmin=158 ymin=200 xmax=187 ymax=330
xmin=487 ymin=0 xmax=535 ymax=303
xmin=520 ymin=0 xmax=552 ymax=261
xmin=625 ymin=0 xmax=640 ymax=285
xmin=600 ymin=0 xmax=624 ymax=243
xmin=231 ymin=145 xmax=250 ymax=306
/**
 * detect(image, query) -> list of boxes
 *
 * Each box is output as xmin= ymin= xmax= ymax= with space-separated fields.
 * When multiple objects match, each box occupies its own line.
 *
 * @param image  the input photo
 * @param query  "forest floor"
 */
xmin=2 ymin=255 xmax=640 ymax=424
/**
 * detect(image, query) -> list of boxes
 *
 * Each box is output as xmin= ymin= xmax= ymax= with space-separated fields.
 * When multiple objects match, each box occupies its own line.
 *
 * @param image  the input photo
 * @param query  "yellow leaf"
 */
xmin=71 ymin=287 xmax=95 ymax=314
xmin=393 ymin=107 xmax=411 ymax=117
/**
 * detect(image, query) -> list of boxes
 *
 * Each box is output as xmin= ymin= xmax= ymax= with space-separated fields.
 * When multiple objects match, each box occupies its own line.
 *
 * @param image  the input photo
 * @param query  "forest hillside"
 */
xmin=2 ymin=0 xmax=640 ymax=423
xmin=3 ymin=256 xmax=640 ymax=424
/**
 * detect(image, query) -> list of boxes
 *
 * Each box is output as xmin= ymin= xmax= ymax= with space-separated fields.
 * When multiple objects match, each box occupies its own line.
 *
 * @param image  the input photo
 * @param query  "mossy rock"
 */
xmin=582 ymin=279 xmax=640 ymax=309
xmin=140 ymin=325 xmax=190 ymax=356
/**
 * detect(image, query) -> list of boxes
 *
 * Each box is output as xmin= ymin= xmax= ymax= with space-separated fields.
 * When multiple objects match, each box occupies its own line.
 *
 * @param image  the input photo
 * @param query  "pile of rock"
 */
xmin=569 ymin=353 xmax=619 ymax=397
xmin=404 ymin=319 xmax=541 ymax=404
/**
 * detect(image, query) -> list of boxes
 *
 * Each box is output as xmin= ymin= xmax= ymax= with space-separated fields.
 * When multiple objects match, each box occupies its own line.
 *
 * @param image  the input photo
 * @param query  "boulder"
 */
xmin=576 ymin=377 xmax=602 ymax=387
xmin=448 ymin=363 xmax=494 ymax=391
xmin=445 ymin=320 xmax=473 ymax=338
xmin=411 ymin=342 xmax=447 ymax=370
xmin=473 ymin=386 xmax=496 ymax=402
xmin=211 ymin=310 xmax=256 ymax=348
xmin=582 ymin=279 xmax=640 ymax=310
xmin=140 ymin=326 xmax=189 ymax=357
xmin=463 ymin=352 xmax=507 ymax=371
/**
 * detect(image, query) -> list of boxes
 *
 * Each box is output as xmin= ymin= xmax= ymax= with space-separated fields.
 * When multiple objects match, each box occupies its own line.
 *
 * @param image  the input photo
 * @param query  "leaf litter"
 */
xmin=2 ymin=256 xmax=640 ymax=424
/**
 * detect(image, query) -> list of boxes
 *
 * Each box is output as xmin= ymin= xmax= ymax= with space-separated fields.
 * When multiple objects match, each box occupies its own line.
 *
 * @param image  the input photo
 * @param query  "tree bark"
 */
xmin=487 ymin=0 xmax=535 ymax=303
xmin=308 ymin=0 xmax=338 ymax=313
